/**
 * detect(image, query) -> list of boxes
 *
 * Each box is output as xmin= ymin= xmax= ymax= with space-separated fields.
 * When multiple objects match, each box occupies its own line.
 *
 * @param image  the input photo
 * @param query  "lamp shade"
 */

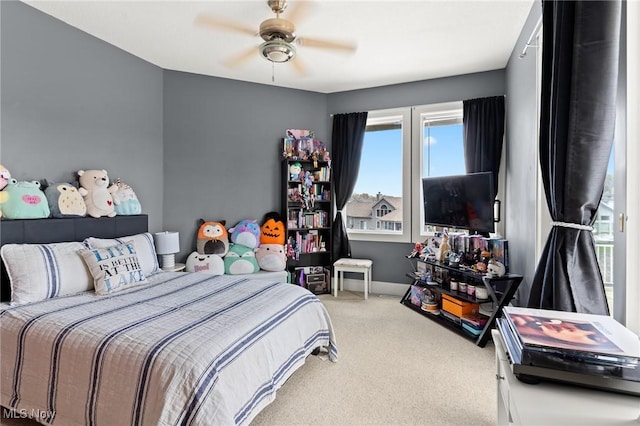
xmin=155 ymin=231 xmax=180 ymax=255
xmin=155 ymin=231 xmax=180 ymax=270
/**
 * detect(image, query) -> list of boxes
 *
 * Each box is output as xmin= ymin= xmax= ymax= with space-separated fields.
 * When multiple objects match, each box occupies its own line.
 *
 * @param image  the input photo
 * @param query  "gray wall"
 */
xmin=326 ymin=71 xmax=506 ymax=285
xmin=2 ymin=0 xmax=539 ymax=293
xmin=162 ymin=71 xmax=328 ymax=258
xmin=504 ymin=1 xmax=542 ymax=304
xmin=0 ymin=1 xmax=164 ymax=232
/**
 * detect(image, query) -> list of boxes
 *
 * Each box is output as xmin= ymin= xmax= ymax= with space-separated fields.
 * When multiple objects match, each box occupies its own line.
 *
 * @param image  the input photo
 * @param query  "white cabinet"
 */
xmin=492 ymin=330 xmax=640 ymax=426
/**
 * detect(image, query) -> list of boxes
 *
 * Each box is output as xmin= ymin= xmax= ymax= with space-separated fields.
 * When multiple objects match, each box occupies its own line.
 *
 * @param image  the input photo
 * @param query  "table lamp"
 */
xmin=155 ymin=231 xmax=180 ymax=270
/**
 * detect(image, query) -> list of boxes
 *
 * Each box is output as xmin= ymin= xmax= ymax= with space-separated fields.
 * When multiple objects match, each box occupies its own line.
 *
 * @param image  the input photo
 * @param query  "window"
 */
xmin=412 ymin=103 xmax=465 ymax=238
xmin=345 ymin=103 xmax=463 ymax=243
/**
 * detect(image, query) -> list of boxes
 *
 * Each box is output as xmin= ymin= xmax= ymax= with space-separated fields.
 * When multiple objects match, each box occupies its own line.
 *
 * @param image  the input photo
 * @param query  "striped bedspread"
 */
xmin=0 ymin=272 xmax=337 ymax=425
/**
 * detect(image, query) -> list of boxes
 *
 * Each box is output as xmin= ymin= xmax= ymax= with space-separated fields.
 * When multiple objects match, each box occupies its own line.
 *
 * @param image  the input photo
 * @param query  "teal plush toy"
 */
xmin=44 ymin=181 xmax=87 ymax=218
xmin=224 ymin=243 xmax=259 ymax=275
xmin=1 ymin=179 xmax=50 ymax=219
xmin=112 ymin=179 xmax=142 ymax=215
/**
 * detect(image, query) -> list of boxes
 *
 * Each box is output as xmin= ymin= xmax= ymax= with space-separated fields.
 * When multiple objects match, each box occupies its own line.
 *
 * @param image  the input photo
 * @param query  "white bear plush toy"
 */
xmin=77 ymin=169 xmax=118 ymax=218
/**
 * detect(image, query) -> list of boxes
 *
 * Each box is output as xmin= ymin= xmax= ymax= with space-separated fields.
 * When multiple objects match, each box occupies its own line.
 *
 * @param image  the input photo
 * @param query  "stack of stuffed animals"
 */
xmin=185 ymin=212 xmax=287 ymax=276
xmin=0 ymin=167 xmax=141 ymax=219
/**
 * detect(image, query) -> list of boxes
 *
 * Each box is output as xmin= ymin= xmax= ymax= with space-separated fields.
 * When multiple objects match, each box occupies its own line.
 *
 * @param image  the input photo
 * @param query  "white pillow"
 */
xmin=79 ymin=241 xmax=147 ymax=295
xmin=84 ymin=232 xmax=160 ymax=277
xmin=1 ymin=242 xmax=93 ymax=306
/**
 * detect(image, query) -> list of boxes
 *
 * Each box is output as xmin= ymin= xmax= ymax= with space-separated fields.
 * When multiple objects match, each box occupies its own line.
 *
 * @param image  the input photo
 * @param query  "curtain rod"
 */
xmin=519 ymin=16 xmax=542 ymax=58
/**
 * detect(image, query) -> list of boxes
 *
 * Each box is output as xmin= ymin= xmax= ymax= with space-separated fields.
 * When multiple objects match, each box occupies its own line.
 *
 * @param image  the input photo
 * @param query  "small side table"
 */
xmin=162 ymin=262 xmax=186 ymax=272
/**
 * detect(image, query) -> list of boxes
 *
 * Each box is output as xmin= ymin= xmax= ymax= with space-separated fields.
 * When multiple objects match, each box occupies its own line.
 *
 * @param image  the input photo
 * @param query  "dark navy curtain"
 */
xmin=528 ymin=0 xmax=621 ymax=314
xmin=331 ymin=112 xmax=368 ymax=262
xmin=463 ymin=95 xmax=505 ymax=197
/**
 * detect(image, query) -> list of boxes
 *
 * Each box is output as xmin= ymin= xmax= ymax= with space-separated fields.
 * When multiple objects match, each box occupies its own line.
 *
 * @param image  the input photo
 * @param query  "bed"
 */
xmin=0 ymin=216 xmax=337 ymax=426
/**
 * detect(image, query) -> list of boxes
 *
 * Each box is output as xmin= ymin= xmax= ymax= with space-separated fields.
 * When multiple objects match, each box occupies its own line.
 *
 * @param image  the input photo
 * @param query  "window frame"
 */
xmin=346 ymin=107 xmax=412 ymax=243
xmin=346 ymin=102 xmax=467 ymax=243
xmin=411 ymin=101 xmax=464 ymax=242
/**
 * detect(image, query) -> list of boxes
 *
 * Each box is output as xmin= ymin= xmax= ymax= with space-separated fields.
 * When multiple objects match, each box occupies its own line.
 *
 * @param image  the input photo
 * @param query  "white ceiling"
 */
xmin=23 ymin=0 xmax=535 ymax=94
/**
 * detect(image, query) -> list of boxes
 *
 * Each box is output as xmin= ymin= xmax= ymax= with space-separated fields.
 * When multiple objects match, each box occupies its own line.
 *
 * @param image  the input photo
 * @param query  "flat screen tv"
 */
xmin=422 ymin=172 xmax=495 ymax=236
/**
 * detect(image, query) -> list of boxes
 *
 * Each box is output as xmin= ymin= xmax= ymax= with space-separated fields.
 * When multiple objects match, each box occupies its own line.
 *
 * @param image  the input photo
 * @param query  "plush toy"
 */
xmin=185 ymin=251 xmax=224 ymax=275
xmin=112 ymin=178 xmax=142 ymax=215
xmin=77 ymin=169 xmax=118 ymax=218
xmin=229 ymin=219 xmax=260 ymax=249
xmin=260 ymin=212 xmax=286 ymax=245
xmin=44 ymin=181 xmax=87 ymax=218
xmin=0 ymin=164 xmax=11 ymax=218
xmin=486 ymin=259 xmax=506 ymax=277
xmin=255 ymin=244 xmax=287 ymax=272
xmin=196 ymin=219 xmax=229 ymax=256
xmin=0 ymin=179 xmax=50 ymax=219
xmin=224 ymin=243 xmax=260 ymax=275
xmin=289 ymin=162 xmax=302 ymax=180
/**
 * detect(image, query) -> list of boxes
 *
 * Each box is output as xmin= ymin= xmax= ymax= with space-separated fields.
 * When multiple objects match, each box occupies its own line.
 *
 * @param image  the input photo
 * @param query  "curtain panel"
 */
xmin=528 ymin=0 xmax=621 ymax=314
xmin=330 ymin=112 xmax=368 ymax=262
xmin=462 ymin=95 xmax=505 ymax=197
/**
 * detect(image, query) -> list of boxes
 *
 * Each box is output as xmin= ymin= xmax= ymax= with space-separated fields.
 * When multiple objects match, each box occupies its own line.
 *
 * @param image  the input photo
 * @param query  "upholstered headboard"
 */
xmin=0 ymin=215 xmax=149 ymax=302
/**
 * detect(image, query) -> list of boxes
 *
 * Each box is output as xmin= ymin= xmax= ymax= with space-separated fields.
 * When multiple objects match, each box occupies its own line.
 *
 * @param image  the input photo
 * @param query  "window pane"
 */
xmin=420 ymin=116 xmax=464 ymax=235
xmin=346 ymin=121 xmax=403 ymax=235
xmin=423 ymin=122 xmax=465 ymax=177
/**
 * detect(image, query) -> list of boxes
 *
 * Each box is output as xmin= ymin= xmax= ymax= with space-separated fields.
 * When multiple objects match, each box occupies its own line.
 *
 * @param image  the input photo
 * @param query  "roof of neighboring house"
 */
xmin=346 ymin=194 xmax=403 ymax=219
xmin=379 ymin=209 xmax=403 ymax=222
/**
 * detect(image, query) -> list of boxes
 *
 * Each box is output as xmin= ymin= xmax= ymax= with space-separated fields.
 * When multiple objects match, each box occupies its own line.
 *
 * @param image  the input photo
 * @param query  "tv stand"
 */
xmin=401 ymin=258 xmax=522 ymax=347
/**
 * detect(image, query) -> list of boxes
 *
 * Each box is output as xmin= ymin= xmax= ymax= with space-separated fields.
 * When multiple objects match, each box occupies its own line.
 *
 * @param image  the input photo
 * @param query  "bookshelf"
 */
xmin=282 ymin=158 xmax=332 ymax=294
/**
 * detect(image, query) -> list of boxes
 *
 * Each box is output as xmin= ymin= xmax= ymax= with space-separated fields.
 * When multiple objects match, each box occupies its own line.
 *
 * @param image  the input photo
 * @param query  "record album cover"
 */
xmin=502 ymin=306 xmax=640 ymax=359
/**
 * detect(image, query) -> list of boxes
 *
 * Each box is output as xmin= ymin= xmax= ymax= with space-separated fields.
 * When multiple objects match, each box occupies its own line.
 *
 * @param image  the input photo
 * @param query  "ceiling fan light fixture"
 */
xmin=259 ymin=39 xmax=295 ymax=63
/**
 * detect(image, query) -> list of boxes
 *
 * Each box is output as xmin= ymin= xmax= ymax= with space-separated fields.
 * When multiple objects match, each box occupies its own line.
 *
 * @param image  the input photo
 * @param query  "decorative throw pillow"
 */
xmin=84 ymin=232 xmax=159 ymax=277
xmin=1 ymin=242 xmax=93 ymax=305
xmin=79 ymin=241 xmax=147 ymax=295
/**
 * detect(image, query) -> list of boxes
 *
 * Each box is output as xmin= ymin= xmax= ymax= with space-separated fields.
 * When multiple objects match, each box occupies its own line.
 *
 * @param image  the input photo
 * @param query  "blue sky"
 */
xmin=354 ymin=124 xmax=615 ymax=198
xmin=353 ymin=124 xmax=465 ymax=196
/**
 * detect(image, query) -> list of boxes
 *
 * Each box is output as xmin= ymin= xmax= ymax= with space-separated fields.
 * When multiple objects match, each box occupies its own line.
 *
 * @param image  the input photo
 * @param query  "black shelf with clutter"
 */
xmin=401 ymin=258 xmax=522 ymax=347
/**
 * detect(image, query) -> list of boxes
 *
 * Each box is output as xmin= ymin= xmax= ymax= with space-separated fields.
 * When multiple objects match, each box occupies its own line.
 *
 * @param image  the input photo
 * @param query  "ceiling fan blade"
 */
xmin=223 ymin=46 xmax=258 ymax=68
xmin=194 ymin=14 xmax=256 ymax=37
xmin=297 ymin=36 xmax=357 ymax=53
xmin=285 ymin=1 xmax=312 ymax=24
xmin=291 ymin=56 xmax=308 ymax=76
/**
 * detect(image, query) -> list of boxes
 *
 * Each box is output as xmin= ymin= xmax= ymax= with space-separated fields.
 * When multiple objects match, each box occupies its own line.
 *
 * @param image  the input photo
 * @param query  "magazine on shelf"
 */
xmin=502 ymin=306 xmax=640 ymax=363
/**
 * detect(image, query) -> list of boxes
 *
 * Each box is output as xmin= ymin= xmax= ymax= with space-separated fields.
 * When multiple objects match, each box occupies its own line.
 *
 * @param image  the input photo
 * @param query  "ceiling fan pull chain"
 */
xmin=272 ymin=61 xmax=275 ymax=82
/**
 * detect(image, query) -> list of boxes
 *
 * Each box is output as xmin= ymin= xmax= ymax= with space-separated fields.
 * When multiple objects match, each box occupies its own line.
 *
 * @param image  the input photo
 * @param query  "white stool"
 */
xmin=333 ymin=258 xmax=373 ymax=299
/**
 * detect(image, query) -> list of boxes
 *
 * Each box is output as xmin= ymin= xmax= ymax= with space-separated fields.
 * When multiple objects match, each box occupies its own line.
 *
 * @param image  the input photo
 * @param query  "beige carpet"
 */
xmin=1 ymin=291 xmax=497 ymax=426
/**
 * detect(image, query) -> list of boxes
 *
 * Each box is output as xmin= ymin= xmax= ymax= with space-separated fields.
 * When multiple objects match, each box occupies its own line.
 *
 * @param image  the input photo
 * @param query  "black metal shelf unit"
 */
xmin=401 ymin=259 xmax=522 ymax=347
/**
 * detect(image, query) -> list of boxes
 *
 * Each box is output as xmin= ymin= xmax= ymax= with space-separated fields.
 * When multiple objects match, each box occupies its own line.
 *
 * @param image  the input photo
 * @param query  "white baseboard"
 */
xmin=338 ymin=278 xmax=408 ymax=297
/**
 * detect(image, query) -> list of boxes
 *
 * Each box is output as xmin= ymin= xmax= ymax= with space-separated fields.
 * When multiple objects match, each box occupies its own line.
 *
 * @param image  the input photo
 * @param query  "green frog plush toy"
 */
xmin=1 ymin=179 xmax=50 ymax=219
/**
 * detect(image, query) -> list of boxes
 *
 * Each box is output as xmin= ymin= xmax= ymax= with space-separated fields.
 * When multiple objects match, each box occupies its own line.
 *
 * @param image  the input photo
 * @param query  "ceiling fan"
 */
xmin=194 ymin=0 xmax=356 ymax=75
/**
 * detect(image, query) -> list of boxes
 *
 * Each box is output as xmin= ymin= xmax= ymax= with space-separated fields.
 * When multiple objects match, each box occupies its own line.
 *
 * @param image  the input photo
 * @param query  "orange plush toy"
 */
xmin=260 ymin=212 xmax=285 ymax=246
xmin=196 ymin=219 xmax=229 ymax=256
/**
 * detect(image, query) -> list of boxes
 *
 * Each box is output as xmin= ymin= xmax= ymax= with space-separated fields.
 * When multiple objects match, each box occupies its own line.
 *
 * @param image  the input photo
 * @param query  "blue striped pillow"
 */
xmin=1 ymin=242 xmax=93 ymax=305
